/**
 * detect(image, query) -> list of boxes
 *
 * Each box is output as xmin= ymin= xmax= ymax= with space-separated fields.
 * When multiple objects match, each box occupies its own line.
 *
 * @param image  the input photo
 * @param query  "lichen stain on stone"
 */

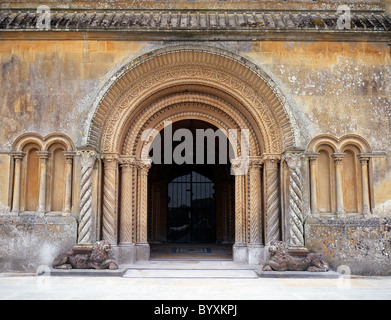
xmin=306 ymin=218 xmax=391 ymax=275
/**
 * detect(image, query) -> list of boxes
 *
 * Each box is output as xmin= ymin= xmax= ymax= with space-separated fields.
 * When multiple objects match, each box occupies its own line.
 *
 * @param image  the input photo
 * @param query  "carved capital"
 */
xmin=230 ymin=158 xmax=249 ymax=176
xmin=64 ymin=151 xmax=77 ymax=164
xmin=119 ymin=156 xmax=137 ymax=168
xmin=103 ymin=153 xmax=120 ymax=169
xmin=137 ymin=159 xmax=152 ymax=175
xmin=37 ymin=151 xmax=51 ymax=163
xmin=249 ymin=157 xmax=263 ymax=171
xmin=77 ymin=149 xmax=98 ymax=168
xmin=359 ymin=154 xmax=371 ymax=166
xmin=285 ymin=152 xmax=305 ymax=169
xmin=333 ymin=153 xmax=345 ymax=165
xmin=359 ymin=157 xmax=370 ymax=165
xmin=262 ymin=154 xmax=281 ymax=163
xmin=11 ymin=152 xmax=26 ymax=163
xmin=307 ymin=153 xmax=319 ymax=165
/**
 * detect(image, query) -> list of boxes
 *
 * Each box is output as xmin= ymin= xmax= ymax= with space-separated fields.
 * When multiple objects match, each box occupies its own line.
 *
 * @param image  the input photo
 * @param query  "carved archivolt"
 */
xmin=86 ymin=46 xmax=296 ymax=156
xmin=123 ymin=92 xmax=260 ymax=157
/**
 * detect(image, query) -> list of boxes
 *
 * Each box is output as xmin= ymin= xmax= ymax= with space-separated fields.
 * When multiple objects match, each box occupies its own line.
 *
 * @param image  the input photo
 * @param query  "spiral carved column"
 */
xmin=102 ymin=154 xmax=119 ymax=245
xmin=264 ymin=155 xmax=281 ymax=245
xmin=119 ymin=157 xmax=136 ymax=245
xmin=285 ymin=152 xmax=305 ymax=247
xmin=247 ymin=157 xmax=264 ymax=264
xmin=249 ymin=158 xmax=263 ymax=245
xmin=77 ymin=150 xmax=98 ymax=244
xmin=231 ymin=158 xmax=248 ymax=262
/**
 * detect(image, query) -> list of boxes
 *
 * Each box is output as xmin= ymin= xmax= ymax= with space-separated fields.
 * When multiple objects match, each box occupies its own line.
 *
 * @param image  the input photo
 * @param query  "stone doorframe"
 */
xmin=80 ymin=45 xmax=303 ymax=265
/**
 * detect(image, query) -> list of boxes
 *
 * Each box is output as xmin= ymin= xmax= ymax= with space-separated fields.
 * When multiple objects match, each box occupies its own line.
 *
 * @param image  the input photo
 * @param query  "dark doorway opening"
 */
xmin=167 ymin=166 xmax=216 ymax=244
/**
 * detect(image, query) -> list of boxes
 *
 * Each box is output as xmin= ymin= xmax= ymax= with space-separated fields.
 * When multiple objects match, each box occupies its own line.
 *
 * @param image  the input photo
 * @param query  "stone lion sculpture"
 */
xmin=52 ymin=240 xmax=119 ymax=270
xmin=262 ymin=241 xmax=329 ymax=272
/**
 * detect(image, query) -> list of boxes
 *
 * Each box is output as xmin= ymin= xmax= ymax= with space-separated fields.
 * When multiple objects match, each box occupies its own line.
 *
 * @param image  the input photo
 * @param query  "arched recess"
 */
xmin=317 ymin=146 xmax=336 ymax=214
xmin=85 ymin=46 xmax=298 ymax=264
xmin=307 ymin=134 xmax=373 ymax=216
xmin=10 ymin=133 xmax=76 ymax=215
xmin=22 ymin=143 xmax=41 ymax=212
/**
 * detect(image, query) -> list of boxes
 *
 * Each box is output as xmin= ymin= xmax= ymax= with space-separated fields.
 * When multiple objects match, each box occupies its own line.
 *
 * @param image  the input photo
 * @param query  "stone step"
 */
xmin=123 ymin=268 xmax=259 ymax=279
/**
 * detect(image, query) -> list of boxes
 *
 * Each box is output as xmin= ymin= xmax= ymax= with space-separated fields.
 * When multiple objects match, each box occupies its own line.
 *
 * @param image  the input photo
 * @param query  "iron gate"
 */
xmin=167 ymin=170 xmax=216 ymax=243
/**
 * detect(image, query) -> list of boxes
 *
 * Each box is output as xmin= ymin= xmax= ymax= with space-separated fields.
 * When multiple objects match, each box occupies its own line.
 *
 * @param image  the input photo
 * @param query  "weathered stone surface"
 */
xmin=0 ymin=216 xmax=77 ymax=272
xmin=52 ymin=240 xmax=119 ymax=270
xmin=0 ymin=0 xmax=390 ymax=276
xmin=305 ymin=217 xmax=391 ymax=276
xmin=262 ymin=241 xmax=330 ymax=272
xmin=1 ymin=10 xmax=389 ymax=33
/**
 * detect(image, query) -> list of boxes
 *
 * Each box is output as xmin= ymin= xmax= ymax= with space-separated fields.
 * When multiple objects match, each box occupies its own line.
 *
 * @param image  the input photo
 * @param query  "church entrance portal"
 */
xmin=87 ymin=47 xmax=297 ymax=265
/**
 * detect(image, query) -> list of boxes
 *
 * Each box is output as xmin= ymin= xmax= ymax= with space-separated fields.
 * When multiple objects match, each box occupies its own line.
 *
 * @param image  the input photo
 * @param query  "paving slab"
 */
xmin=1 ymin=273 xmax=391 ymax=300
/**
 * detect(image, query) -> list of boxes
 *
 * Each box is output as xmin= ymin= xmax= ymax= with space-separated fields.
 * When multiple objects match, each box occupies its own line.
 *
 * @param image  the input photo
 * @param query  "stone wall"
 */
xmin=0 ymin=216 xmax=77 ymax=273
xmin=305 ymin=217 xmax=391 ymax=276
xmin=0 ymin=12 xmax=390 ymax=274
xmin=1 ymin=39 xmax=389 ymax=217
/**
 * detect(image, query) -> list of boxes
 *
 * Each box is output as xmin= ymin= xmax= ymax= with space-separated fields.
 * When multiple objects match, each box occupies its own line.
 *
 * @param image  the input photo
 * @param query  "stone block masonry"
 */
xmin=0 ymin=216 xmax=77 ymax=273
xmin=305 ymin=217 xmax=391 ymax=276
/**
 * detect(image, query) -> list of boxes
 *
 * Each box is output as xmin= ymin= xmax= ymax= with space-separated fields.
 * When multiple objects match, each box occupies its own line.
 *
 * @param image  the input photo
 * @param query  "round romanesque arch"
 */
xmin=86 ymin=45 xmax=297 ymax=155
xmin=81 ymin=45 xmax=300 ymax=265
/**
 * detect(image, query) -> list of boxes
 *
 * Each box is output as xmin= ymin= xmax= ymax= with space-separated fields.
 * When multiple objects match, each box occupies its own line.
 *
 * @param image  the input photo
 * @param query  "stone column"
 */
xmin=119 ymin=157 xmax=136 ymax=245
xmin=136 ymin=159 xmax=152 ymax=261
xmin=37 ymin=151 xmax=51 ymax=215
xmin=285 ymin=152 xmax=305 ymax=247
xmin=231 ymin=158 xmax=247 ymax=262
xmin=118 ymin=156 xmax=137 ymax=264
xmin=247 ymin=158 xmax=264 ymax=265
xmin=77 ymin=149 xmax=98 ymax=244
xmin=264 ymin=155 xmax=281 ymax=245
xmin=11 ymin=152 xmax=25 ymax=214
xmin=102 ymin=154 xmax=120 ymax=245
xmin=334 ymin=153 xmax=345 ymax=215
xmin=63 ymin=152 xmax=76 ymax=216
xmin=308 ymin=154 xmax=319 ymax=215
xmin=359 ymin=155 xmax=371 ymax=215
